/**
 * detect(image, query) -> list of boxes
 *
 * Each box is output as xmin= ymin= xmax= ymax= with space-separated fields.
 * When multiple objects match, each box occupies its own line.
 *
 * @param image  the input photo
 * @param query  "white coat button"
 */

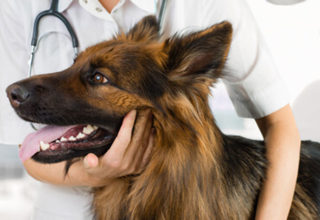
xmin=96 ymin=7 xmax=103 ymax=12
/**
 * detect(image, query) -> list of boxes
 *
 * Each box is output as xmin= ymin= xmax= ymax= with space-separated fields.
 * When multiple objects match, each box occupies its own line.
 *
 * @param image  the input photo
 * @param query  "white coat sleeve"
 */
xmin=201 ymin=0 xmax=289 ymax=118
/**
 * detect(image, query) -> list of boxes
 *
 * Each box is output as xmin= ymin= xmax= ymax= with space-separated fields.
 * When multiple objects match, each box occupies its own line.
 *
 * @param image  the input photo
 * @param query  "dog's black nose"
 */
xmin=6 ymin=84 xmax=30 ymax=108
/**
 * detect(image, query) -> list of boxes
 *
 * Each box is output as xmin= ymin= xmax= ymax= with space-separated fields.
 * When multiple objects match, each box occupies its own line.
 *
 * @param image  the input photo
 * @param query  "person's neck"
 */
xmin=99 ymin=0 xmax=120 ymax=13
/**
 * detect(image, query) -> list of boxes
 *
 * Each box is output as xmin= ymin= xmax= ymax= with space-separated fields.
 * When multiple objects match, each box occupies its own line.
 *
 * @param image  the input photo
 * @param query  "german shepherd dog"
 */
xmin=6 ymin=16 xmax=320 ymax=219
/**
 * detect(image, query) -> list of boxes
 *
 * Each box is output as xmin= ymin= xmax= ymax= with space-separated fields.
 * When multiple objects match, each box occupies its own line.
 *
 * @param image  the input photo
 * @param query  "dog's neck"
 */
xmin=125 ymin=90 xmax=229 ymax=219
xmin=94 ymin=89 xmax=231 ymax=220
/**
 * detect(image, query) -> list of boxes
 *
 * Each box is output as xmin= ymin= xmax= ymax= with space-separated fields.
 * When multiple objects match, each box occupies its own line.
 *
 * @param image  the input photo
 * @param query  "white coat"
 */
xmin=0 ymin=0 xmax=288 ymax=219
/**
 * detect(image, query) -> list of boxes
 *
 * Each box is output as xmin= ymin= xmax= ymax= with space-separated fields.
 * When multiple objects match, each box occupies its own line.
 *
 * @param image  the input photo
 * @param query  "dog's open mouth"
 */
xmin=20 ymin=124 xmax=116 ymax=163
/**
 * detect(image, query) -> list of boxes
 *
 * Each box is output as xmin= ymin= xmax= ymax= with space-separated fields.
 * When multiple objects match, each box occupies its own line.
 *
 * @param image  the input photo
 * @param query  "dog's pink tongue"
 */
xmin=19 ymin=125 xmax=75 ymax=162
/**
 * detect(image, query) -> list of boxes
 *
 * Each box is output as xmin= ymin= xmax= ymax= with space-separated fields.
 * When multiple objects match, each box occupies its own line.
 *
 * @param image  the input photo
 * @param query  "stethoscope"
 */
xmin=28 ymin=0 xmax=79 ymax=78
xmin=28 ymin=0 xmax=167 ymax=130
xmin=28 ymin=0 xmax=167 ymax=78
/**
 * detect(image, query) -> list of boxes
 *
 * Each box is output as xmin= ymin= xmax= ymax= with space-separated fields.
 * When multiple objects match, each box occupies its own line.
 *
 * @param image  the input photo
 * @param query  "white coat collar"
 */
xmin=130 ymin=0 xmax=157 ymax=14
xmin=58 ymin=0 xmax=73 ymax=12
xmin=78 ymin=0 xmax=156 ymax=20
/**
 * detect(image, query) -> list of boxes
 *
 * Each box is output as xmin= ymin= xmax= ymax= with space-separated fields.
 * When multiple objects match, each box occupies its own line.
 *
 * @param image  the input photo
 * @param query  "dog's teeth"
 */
xmin=55 ymin=140 xmax=60 ymax=143
xmin=40 ymin=141 xmax=50 ymax=151
xmin=68 ymin=136 xmax=76 ymax=141
xmin=83 ymin=125 xmax=95 ymax=135
xmin=76 ymin=132 xmax=85 ymax=139
xmin=60 ymin=137 xmax=67 ymax=142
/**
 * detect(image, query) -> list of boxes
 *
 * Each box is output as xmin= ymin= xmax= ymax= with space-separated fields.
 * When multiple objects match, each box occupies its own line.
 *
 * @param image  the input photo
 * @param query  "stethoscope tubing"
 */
xmin=157 ymin=0 xmax=168 ymax=32
xmin=31 ymin=9 xmax=79 ymax=49
xmin=28 ymin=0 xmax=80 ymax=78
xmin=29 ymin=0 xmax=167 ymax=74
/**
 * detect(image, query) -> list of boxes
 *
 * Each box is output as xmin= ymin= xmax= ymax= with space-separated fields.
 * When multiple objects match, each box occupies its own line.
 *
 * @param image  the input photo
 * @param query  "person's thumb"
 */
xmin=83 ymin=153 xmax=99 ymax=171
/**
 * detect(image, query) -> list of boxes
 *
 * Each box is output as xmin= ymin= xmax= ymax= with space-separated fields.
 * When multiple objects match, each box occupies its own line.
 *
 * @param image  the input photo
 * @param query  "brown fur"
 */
xmin=87 ymin=17 xmax=318 ymax=220
xmin=7 ymin=16 xmax=319 ymax=219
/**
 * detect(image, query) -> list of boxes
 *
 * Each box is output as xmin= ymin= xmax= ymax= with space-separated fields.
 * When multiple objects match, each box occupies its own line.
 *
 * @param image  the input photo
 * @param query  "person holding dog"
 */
xmin=0 ymin=0 xmax=301 ymax=219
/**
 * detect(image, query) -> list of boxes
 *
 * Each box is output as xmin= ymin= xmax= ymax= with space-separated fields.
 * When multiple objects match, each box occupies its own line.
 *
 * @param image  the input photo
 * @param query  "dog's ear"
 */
xmin=164 ymin=22 xmax=232 ymax=82
xmin=127 ymin=15 xmax=160 ymax=42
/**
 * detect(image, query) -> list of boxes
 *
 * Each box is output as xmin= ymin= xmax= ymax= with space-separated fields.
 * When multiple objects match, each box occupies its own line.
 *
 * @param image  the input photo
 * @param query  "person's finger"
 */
xmin=136 ymin=129 xmax=155 ymax=174
xmin=117 ymin=109 xmax=137 ymax=141
xmin=142 ymin=129 xmax=154 ymax=166
xmin=104 ymin=110 xmax=137 ymax=160
xmin=108 ymin=109 xmax=151 ymax=175
xmin=83 ymin=153 xmax=99 ymax=171
xmin=131 ymin=109 xmax=152 ymax=138
xmin=130 ymin=111 xmax=153 ymax=169
xmin=123 ymin=109 xmax=152 ymax=160
xmin=141 ymin=111 xmax=153 ymax=143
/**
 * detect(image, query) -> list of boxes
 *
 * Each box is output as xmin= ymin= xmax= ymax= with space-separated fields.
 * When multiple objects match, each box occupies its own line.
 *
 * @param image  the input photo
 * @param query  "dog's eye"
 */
xmin=90 ymin=71 xmax=108 ymax=84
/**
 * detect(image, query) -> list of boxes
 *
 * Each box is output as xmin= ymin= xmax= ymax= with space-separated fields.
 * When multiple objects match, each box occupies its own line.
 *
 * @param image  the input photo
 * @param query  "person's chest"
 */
xmin=27 ymin=0 xmax=226 ymax=75
xmin=28 ymin=0 xmax=154 ymax=75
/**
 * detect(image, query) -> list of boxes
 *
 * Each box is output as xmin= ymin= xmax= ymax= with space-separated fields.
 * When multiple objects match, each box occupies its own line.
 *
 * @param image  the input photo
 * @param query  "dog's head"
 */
xmin=6 ymin=16 xmax=232 ymax=163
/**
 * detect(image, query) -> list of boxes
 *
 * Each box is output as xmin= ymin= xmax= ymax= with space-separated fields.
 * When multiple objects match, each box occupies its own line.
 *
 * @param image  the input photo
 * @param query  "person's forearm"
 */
xmin=255 ymin=105 xmax=301 ymax=220
xmin=23 ymin=159 xmax=95 ymax=186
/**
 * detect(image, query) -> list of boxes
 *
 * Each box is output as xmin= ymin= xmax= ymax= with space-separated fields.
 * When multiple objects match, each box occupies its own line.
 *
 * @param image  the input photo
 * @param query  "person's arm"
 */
xmin=23 ymin=109 xmax=154 ymax=187
xmin=255 ymin=104 xmax=301 ymax=220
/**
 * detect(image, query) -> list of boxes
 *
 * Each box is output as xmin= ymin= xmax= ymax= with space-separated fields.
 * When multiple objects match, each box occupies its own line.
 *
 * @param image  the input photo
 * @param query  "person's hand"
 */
xmin=82 ymin=109 xmax=154 ymax=187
